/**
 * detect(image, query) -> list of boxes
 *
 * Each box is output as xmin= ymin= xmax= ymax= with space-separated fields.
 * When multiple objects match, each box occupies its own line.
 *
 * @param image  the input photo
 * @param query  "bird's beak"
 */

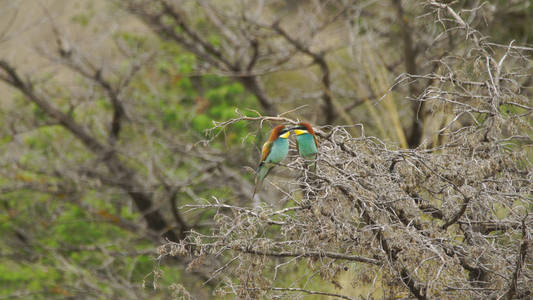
xmin=293 ymin=129 xmax=308 ymax=135
xmin=279 ymin=131 xmax=290 ymax=139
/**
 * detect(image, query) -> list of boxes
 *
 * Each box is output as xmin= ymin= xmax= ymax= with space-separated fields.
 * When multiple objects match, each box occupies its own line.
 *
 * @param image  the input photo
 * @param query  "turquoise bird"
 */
xmin=292 ymin=122 xmax=318 ymax=169
xmin=252 ymin=125 xmax=291 ymax=197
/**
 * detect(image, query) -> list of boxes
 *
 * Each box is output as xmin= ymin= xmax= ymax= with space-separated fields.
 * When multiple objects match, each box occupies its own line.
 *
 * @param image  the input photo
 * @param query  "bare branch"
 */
xmin=270 ymin=287 xmax=357 ymax=300
xmin=272 ymin=21 xmax=335 ymax=123
xmin=504 ymin=217 xmax=530 ymax=300
xmin=0 ymin=59 xmax=180 ymax=242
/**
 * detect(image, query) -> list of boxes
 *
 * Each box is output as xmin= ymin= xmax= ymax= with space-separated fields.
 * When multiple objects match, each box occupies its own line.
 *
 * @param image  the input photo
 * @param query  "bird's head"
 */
xmin=290 ymin=122 xmax=315 ymax=136
xmin=269 ymin=125 xmax=290 ymax=141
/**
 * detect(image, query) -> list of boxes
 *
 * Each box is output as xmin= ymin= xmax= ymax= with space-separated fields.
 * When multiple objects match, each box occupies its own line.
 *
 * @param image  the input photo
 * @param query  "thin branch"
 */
xmin=442 ymin=196 xmax=471 ymax=230
xmin=504 ymin=217 xmax=529 ymax=300
xmin=0 ymin=59 xmax=179 ymax=242
xmin=159 ymin=0 xmax=233 ymax=69
xmin=337 ymin=185 xmax=427 ymax=299
xmin=240 ymin=248 xmax=382 ymax=266
xmin=207 ymin=110 xmax=298 ymax=138
xmin=126 ymin=0 xmax=277 ymax=115
xmin=272 ymin=21 xmax=335 ymax=123
xmin=270 ymin=287 xmax=357 ymax=300
xmin=181 ymin=203 xmax=286 ymax=226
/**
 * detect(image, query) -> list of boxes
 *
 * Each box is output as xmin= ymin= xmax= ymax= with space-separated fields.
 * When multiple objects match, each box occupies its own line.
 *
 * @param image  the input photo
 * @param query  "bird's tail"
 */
xmin=252 ymin=164 xmax=270 ymax=198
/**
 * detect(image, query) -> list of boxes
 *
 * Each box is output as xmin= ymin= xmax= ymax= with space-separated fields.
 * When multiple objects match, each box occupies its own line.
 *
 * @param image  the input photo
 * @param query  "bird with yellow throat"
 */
xmin=291 ymin=122 xmax=318 ymax=170
xmin=252 ymin=125 xmax=291 ymax=197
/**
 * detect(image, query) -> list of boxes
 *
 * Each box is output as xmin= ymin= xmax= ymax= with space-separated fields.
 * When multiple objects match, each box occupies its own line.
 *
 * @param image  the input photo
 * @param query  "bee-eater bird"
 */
xmin=253 ymin=125 xmax=291 ymax=197
xmin=292 ymin=122 xmax=318 ymax=169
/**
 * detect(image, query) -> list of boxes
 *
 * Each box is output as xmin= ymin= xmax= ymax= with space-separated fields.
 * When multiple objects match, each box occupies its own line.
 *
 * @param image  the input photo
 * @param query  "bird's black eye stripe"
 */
xmin=280 ymin=128 xmax=291 ymax=134
xmin=288 ymin=126 xmax=306 ymax=131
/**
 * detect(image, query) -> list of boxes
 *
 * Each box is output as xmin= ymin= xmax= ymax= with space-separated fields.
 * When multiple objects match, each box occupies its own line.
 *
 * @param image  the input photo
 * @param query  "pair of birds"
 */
xmin=253 ymin=122 xmax=318 ymax=196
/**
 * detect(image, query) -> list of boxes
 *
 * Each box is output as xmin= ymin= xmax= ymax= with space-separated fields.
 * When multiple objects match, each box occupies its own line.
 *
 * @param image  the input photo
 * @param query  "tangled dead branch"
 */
xmin=159 ymin=110 xmax=532 ymax=298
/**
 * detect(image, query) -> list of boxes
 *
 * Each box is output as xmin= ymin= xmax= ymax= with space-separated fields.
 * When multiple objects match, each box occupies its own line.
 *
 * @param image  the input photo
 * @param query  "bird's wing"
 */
xmin=261 ymin=141 xmax=273 ymax=162
xmin=313 ymin=134 xmax=318 ymax=148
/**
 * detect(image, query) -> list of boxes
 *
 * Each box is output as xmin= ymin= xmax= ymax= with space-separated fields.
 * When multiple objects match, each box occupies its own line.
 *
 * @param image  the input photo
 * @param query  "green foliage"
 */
xmin=0 ymin=23 xmax=271 ymax=297
xmin=71 ymin=1 xmax=95 ymax=27
xmin=0 ymin=261 xmax=61 ymax=296
xmin=118 ymin=31 xmax=149 ymax=50
xmin=71 ymin=13 xmax=91 ymax=27
xmin=50 ymin=205 xmax=103 ymax=246
xmin=499 ymin=102 xmax=527 ymax=116
xmin=144 ymin=40 xmax=259 ymax=145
